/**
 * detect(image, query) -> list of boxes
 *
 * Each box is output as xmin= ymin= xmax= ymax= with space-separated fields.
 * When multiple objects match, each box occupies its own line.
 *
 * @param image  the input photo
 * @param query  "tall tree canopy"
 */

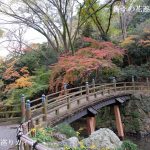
xmin=80 ymin=0 xmax=119 ymax=41
xmin=0 ymin=0 xmax=120 ymax=54
xmin=49 ymin=37 xmax=124 ymax=91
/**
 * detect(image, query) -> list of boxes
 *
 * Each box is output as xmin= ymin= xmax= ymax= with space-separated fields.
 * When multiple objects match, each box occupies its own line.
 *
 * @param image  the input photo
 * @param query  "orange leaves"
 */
xmin=121 ymin=35 xmax=137 ymax=48
xmin=3 ymin=61 xmax=20 ymax=81
xmin=2 ymin=60 xmax=32 ymax=92
xmin=3 ymin=64 xmax=30 ymax=82
xmin=20 ymin=66 xmax=30 ymax=77
xmin=14 ymin=77 xmax=32 ymax=88
xmin=49 ymin=38 xmax=124 ymax=90
xmin=5 ymin=77 xmax=32 ymax=91
xmin=139 ymin=40 xmax=150 ymax=47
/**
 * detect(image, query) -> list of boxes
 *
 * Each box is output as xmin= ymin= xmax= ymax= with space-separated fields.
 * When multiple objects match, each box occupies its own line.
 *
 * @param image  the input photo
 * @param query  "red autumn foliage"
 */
xmin=2 ymin=60 xmax=20 ymax=81
xmin=49 ymin=38 xmax=124 ymax=91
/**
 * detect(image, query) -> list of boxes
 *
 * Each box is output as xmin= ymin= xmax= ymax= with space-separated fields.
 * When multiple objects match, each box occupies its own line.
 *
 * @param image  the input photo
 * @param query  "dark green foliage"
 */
xmin=96 ymin=107 xmax=115 ymax=129
xmin=82 ymin=23 xmax=93 ymax=38
xmin=123 ymin=63 xmax=150 ymax=78
xmin=124 ymin=119 xmax=140 ymax=133
xmin=16 ymin=44 xmax=58 ymax=73
xmin=117 ymin=140 xmax=138 ymax=150
xmin=128 ymin=13 xmax=150 ymax=32
xmin=32 ymin=129 xmax=55 ymax=143
xmin=101 ymin=67 xmax=122 ymax=79
xmin=122 ymin=19 xmax=150 ymax=67
xmin=54 ymin=123 xmax=77 ymax=138
xmin=131 ymin=112 xmax=140 ymax=119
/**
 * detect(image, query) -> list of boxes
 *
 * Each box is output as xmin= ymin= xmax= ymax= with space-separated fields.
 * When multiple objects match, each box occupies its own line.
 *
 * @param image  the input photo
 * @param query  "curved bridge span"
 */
xmin=29 ymin=82 xmax=149 ymax=123
xmin=17 ymin=81 xmax=150 ymax=149
xmin=21 ymin=81 xmax=149 ymax=133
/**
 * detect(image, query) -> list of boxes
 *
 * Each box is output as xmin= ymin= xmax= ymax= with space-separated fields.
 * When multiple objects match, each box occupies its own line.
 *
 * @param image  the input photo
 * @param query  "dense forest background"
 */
xmin=0 ymin=0 xmax=149 ymax=105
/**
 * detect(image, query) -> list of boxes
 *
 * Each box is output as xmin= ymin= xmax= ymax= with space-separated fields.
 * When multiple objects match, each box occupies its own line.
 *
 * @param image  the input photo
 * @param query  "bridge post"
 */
xmin=86 ymin=116 xmax=96 ymax=135
xmin=101 ymin=85 xmax=104 ymax=95
xmin=26 ymin=100 xmax=32 ymax=132
xmin=113 ymin=77 xmax=116 ymax=93
xmin=124 ymin=82 xmax=126 ymax=93
xmin=64 ymin=83 xmax=67 ymax=95
xmin=92 ymin=79 xmax=97 ymax=98
xmin=21 ymin=94 xmax=26 ymax=123
xmin=114 ymin=105 xmax=124 ymax=140
xmin=67 ymin=96 xmax=71 ymax=110
xmin=146 ymin=77 xmax=149 ymax=89
xmin=42 ymin=94 xmax=47 ymax=121
xmin=132 ymin=75 xmax=135 ymax=91
xmin=86 ymin=82 xmax=89 ymax=101
xmin=24 ymin=100 xmax=32 ymax=150
xmin=78 ymin=87 xmax=82 ymax=105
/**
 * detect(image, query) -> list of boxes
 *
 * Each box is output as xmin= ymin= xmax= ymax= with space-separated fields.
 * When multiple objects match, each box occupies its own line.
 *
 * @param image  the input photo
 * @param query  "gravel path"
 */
xmin=0 ymin=124 xmax=19 ymax=150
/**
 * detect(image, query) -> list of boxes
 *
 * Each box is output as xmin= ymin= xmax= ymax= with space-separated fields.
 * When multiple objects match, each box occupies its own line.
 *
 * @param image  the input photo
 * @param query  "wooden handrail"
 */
xmin=18 ymin=81 xmax=150 ymax=150
xmin=29 ymin=82 xmax=150 ymax=115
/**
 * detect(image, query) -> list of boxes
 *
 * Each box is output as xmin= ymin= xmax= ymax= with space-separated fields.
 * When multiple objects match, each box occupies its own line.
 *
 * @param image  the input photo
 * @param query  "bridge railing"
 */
xmin=0 ymin=104 xmax=21 ymax=123
xmin=28 ymin=81 xmax=150 ymax=122
xmin=18 ymin=80 xmax=150 ymax=150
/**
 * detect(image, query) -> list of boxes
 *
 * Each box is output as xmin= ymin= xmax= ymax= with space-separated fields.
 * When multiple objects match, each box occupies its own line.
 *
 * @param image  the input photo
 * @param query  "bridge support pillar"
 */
xmin=86 ymin=116 xmax=96 ymax=135
xmin=114 ymin=105 xmax=124 ymax=140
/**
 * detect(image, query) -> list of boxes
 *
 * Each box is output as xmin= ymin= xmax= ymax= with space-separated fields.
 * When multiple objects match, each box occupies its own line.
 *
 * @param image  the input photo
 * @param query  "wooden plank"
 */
xmin=0 ymin=111 xmax=21 ymax=114
xmin=20 ymin=135 xmax=53 ymax=150
xmin=116 ymin=98 xmax=124 ymax=103
xmin=87 ymin=107 xmax=98 ymax=115
xmin=0 ymin=117 xmax=21 ymax=121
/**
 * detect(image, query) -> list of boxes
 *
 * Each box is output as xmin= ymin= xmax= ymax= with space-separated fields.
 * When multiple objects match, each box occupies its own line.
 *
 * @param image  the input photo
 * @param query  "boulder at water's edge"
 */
xmin=83 ymin=128 xmax=122 ymax=149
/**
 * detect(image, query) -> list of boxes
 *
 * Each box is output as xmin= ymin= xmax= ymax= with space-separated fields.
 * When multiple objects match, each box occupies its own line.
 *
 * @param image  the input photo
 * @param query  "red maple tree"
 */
xmin=49 ymin=38 xmax=124 ymax=91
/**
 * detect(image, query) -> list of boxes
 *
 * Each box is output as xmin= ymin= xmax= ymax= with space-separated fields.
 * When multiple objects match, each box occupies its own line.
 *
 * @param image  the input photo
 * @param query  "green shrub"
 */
xmin=54 ymin=123 xmax=77 ymax=138
xmin=32 ymin=128 xmax=55 ymax=143
xmin=117 ymin=140 xmax=137 ymax=150
xmin=4 ymin=67 xmax=51 ymax=104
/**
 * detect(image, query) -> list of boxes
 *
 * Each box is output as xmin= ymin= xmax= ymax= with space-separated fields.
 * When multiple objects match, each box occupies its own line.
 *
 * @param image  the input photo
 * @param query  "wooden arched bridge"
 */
xmin=0 ymin=79 xmax=150 ymax=150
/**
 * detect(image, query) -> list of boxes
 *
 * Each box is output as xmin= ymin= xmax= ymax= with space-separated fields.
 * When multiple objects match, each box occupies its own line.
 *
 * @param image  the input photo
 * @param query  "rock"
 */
xmin=59 ymin=137 xmax=79 ymax=148
xmin=124 ymin=94 xmax=150 ymax=135
xmin=83 ymin=128 xmax=122 ymax=150
xmin=52 ymin=132 xmax=67 ymax=141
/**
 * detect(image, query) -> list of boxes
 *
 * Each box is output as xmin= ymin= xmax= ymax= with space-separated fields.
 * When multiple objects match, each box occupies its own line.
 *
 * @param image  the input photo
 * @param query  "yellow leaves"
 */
xmin=89 ymin=144 xmax=96 ymax=149
xmin=38 ymin=128 xmax=46 ymax=134
xmin=143 ymin=28 xmax=150 ymax=34
xmin=79 ymin=141 xmax=86 ymax=149
xmin=101 ymin=148 xmax=110 ymax=150
xmin=5 ymin=77 xmax=32 ymax=91
xmin=15 ymin=77 xmax=32 ymax=88
xmin=31 ymin=128 xmax=36 ymax=137
xmin=121 ymin=35 xmax=137 ymax=47
xmin=76 ymin=131 xmax=80 ymax=137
